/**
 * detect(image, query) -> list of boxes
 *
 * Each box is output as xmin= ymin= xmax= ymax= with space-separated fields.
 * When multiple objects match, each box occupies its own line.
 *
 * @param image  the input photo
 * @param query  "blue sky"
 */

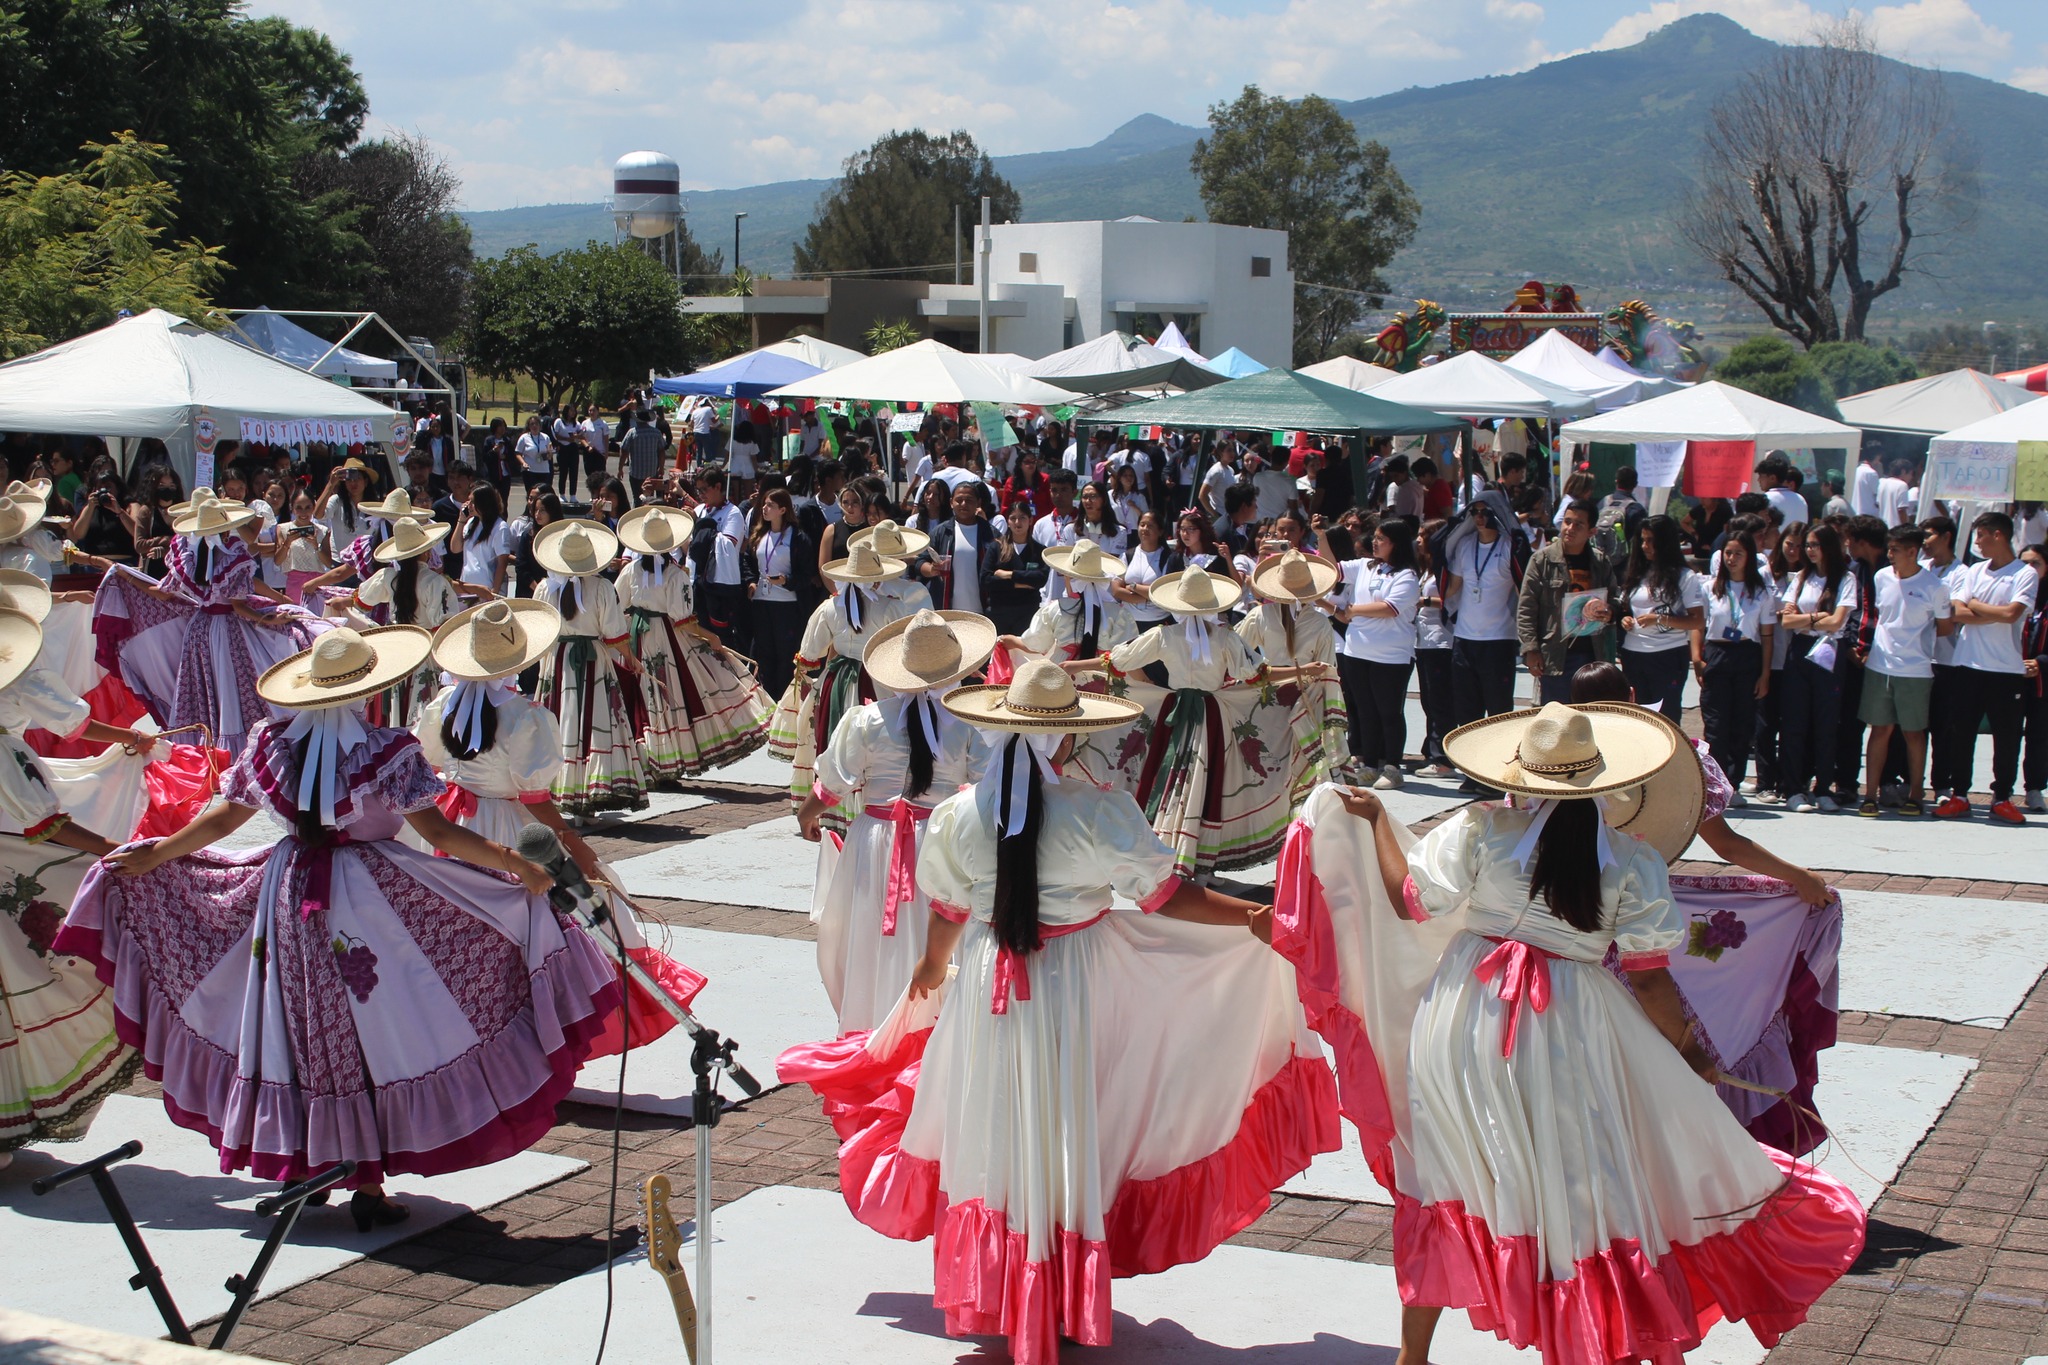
xmin=249 ymin=0 xmax=2048 ymax=210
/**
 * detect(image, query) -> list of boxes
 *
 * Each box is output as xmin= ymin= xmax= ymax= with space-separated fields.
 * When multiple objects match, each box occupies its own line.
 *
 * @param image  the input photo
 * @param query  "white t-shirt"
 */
xmin=1953 ymin=558 xmax=2039 ymax=676
xmin=1122 ymin=544 xmax=1173 ymax=624
xmin=1199 ymin=461 xmax=1239 ymax=514
xmin=459 ymin=518 xmax=512 ymax=586
xmin=689 ymin=403 xmax=716 ymax=436
xmin=1876 ymin=477 xmax=1911 ymax=527
xmin=1250 ymin=468 xmax=1296 ymax=522
xmin=1851 ymin=462 xmax=1880 ymax=517
xmin=1868 ymin=565 xmax=1952 ymax=679
xmin=1705 ymin=578 xmax=1777 ymax=646
xmin=579 ymin=418 xmax=610 ymax=455
xmin=1447 ymin=534 xmax=1517 ymax=642
xmin=754 ymin=528 xmax=796 ymax=603
xmin=1340 ymin=561 xmax=1420 ymax=663
xmin=515 ymin=432 xmax=552 ymax=474
xmin=1765 ymin=486 xmax=1809 ymax=530
xmin=1622 ymin=569 xmax=1708 ymax=653
xmin=950 ymin=522 xmax=982 ymax=613
xmin=2018 ymin=507 xmax=2048 ymax=551
xmin=1789 ymin=570 xmax=1861 ymax=643
xmin=1930 ymin=557 xmax=1972 ymax=667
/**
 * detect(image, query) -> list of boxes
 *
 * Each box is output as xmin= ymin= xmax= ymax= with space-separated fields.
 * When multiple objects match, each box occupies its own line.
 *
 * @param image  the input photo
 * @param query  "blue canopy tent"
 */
xmin=652 ymin=350 xmax=823 ymax=399
xmin=1202 ymin=347 xmax=1269 ymax=379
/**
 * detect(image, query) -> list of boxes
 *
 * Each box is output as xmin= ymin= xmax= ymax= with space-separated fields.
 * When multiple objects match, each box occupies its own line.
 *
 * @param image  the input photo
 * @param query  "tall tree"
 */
xmin=464 ymin=243 xmax=693 ymax=412
xmin=1715 ymin=336 xmax=1840 ymax=418
xmin=794 ymin=130 xmax=1019 ymax=281
xmin=1682 ymin=16 xmax=1975 ymax=346
xmin=293 ymin=132 xmax=474 ymax=341
xmin=0 ymin=133 xmax=226 ymax=359
xmin=1191 ymin=86 xmax=1420 ymax=366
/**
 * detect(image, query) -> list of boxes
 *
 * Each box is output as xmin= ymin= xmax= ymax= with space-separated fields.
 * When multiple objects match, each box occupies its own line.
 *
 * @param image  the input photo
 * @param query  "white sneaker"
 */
xmin=1374 ymin=765 xmax=1405 ymax=791
xmin=1419 ymin=762 xmax=1456 ymax=778
xmin=1740 ymin=778 xmax=1760 ymax=795
xmin=1815 ymin=795 xmax=1840 ymax=813
xmin=1726 ymin=791 xmax=1747 ymax=808
xmin=2028 ymin=790 xmax=2047 ymax=813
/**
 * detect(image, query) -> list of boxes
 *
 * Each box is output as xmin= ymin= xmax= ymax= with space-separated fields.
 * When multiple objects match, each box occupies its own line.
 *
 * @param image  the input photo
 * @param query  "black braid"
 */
xmin=989 ymin=736 xmax=1044 ymax=955
xmin=903 ymin=702 xmax=935 ymax=801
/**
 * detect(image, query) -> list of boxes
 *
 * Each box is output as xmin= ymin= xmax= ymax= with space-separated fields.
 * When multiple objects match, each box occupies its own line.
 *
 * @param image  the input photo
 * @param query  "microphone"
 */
xmin=513 ymin=823 xmax=603 ymax=922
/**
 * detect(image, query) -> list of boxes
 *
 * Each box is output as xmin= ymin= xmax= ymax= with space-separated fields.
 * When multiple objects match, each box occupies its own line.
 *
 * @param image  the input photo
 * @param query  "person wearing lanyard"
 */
xmin=1618 ymin=515 xmax=1708 ymax=723
xmin=686 ymin=466 xmax=753 ymax=656
xmin=1694 ymin=531 xmax=1777 ymax=803
xmin=1443 ymin=498 xmax=1521 ymax=793
xmin=750 ymin=489 xmax=813 ymax=699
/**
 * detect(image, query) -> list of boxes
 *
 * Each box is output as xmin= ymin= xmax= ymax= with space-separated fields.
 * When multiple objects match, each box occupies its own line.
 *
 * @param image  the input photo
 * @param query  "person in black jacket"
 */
xmin=916 ymin=482 xmax=1002 ymax=611
xmin=986 ymin=509 xmax=1049 ymax=636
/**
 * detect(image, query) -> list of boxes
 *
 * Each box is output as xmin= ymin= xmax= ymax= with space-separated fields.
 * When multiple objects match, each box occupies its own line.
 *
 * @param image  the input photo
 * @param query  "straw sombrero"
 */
xmin=848 ymin=518 xmax=930 ymax=559
xmin=1250 ymin=550 xmax=1340 ymax=604
xmin=1148 ymin=563 xmax=1245 ymax=616
xmin=1595 ymin=703 xmax=1706 ymax=863
xmin=1442 ymin=701 xmax=1675 ymax=799
xmin=0 ymin=569 xmax=53 ymax=623
xmin=942 ymin=657 xmax=1143 ymax=734
xmin=165 ymin=487 xmax=218 ymax=520
xmin=362 ymin=489 xmax=431 ymax=522
xmin=173 ymin=499 xmax=260 ymax=537
xmin=4 ymin=479 xmax=51 ymax=502
xmin=340 ymin=457 xmax=378 ymax=484
xmin=433 ymin=598 xmax=563 ymax=681
xmin=1040 ymin=538 xmax=1124 ymax=582
xmin=532 ymin=519 xmax=619 ymax=577
xmin=372 ymin=516 xmax=452 ymax=563
xmin=617 ymin=504 xmax=696 ymax=556
xmin=821 ymin=542 xmax=907 ymax=585
xmin=256 ymin=625 xmax=433 ymax=711
xmin=0 ymin=493 xmax=49 ymax=545
xmin=864 ymin=609 xmax=997 ymax=693
xmin=0 ymin=609 xmax=41 ymax=691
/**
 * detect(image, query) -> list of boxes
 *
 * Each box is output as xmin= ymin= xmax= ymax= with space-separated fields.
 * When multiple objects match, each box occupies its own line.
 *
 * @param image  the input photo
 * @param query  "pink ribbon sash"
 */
xmin=864 ymin=799 xmax=933 ymax=935
xmin=990 ymin=908 xmax=1112 ymax=1015
xmin=437 ymin=783 xmax=480 ymax=822
xmin=300 ymin=831 xmax=355 ymax=921
xmin=1473 ymin=936 xmax=1557 ymax=1058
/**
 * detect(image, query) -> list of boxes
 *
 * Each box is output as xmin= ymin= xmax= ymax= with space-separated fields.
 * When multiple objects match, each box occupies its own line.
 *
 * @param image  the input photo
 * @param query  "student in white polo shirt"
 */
xmin=1857 ymin=525 xmax=1950 ymax=817
xmin=1939 ymin=511 xmax=2038 ymax=823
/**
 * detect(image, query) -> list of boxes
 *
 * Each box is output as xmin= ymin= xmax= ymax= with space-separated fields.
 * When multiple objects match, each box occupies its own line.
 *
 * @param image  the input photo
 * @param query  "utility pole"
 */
xmin=734 ymin=212 xmax=748 ymax=276
xmin=954 ymin=204 xmax=962 ymax=286
xmin=977 ymin=195 xmax=991 ymax=355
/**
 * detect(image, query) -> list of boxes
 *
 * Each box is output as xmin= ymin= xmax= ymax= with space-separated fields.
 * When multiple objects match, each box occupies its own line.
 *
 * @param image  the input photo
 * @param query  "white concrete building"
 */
xmin=984 ymin=217 xmax=1294 ymax=366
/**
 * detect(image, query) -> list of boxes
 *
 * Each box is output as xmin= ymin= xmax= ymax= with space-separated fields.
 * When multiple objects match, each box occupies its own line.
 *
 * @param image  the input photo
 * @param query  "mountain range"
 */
xmin=460 ymin=14 xmax=2048 ymax=333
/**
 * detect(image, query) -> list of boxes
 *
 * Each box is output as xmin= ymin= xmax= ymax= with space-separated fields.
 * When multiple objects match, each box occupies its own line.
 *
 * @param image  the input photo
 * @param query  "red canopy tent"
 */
xmin=1997 ymin=364 xmax=2048 ymax=393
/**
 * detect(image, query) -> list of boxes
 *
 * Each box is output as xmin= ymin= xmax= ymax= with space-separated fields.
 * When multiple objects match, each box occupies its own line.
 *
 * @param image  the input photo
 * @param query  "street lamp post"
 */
xmin=733 ymin=212 xmax=748 ymax=276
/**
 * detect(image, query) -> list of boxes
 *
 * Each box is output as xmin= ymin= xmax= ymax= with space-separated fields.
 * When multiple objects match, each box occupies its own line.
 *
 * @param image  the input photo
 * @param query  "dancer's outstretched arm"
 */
xmin=1696 ymin=816 xmax=1828 ymax=906
xmin=104 ymin=801 xmax=255 ymax=875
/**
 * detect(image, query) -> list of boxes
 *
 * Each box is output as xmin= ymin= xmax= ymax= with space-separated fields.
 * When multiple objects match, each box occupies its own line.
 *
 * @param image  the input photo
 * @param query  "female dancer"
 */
xmin=1007 ymin=539 xmax=1137 ymax=666
xmin=615 ymin=505 xmax=771 ymax=780
xmin=797 ymin=609 xmax=995 ymax=1033
xmin=60 ymin=626 xmax=622 ymax=1227
xmin=533 ymin=519 xmax=648 ymax=818
xmin=779 ymin=660 xmax=1338 ymax=1365
xmin=418 ymin=599 xmax=705 ymax=1061
xmin=1242 ymin=548 xmax=1348 ymax=790
xmin=355 ymin=517 xmax=462 ymax=727
xmin=1273 ymin=702 xmax=1862 ymax=1365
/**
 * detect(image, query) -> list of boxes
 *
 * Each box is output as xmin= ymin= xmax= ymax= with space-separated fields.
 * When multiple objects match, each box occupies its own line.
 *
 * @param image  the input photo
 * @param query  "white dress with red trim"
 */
xmin=769 ymin=580 xmax=927 ymax=816
xmin=1269 ymin=788 xmax=1865 ymax=1365
xmin=0 ymin=669 xmax=139 ymax=1151
xmin=1237 ymin=601 xmax=1347 ymax=781
xmin=615 ymin=555 xmax=772 ymax=779
xmin=20 ymin=599 xmax=151 ymax=759
xmin=809 ymin=696 xmax=987 ymax=1034
xmin=354 ymin=564 xmax=464 ymax=728
xmin=779 ymin=780 xmax=1340 ymax=1365
xmin=413 ymin=688 xmax=707 ymax=1063
xmin=54 ymin=715 xmax=623 ymax=1187
xmin=536 ymin=574 xmax=648 ymax=818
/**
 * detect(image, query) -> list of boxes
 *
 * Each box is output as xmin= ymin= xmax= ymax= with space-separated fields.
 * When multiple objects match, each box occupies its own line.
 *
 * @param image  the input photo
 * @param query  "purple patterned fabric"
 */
xmin=222 ymin=718 xmax=445 ymax=835
xmin=1693 ymin=739 xmax=1734 ymax=823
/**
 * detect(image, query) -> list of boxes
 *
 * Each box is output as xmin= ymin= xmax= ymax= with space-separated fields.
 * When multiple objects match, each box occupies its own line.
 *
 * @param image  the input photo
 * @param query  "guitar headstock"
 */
xmin=642 ymin=1173 xmax=683 ymax=1273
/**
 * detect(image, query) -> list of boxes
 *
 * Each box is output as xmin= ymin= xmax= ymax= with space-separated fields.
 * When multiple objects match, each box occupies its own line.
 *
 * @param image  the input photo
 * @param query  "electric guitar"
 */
xmin=641 ymin=1174 xmax=698 ymax=1363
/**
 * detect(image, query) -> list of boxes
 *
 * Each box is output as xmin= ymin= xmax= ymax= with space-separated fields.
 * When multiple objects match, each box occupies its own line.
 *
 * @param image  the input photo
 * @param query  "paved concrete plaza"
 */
xmin=8 ymin=713 xmax=2048 ymax=1365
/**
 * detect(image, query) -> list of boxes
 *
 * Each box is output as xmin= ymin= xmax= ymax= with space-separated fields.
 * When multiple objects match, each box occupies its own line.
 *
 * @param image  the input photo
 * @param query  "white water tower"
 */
xmin=611 ymin=151 xmax=681 ymax=239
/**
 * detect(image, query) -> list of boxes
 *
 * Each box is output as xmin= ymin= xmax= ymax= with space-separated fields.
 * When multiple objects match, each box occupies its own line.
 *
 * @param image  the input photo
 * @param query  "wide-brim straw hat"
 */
xmin=617 ymin=504 xmax=696 ymax=556
xmin=533 ymin=518 xmax=620 ymax=577
xmin=943 ymin=657 xmax=1143 ymax=734
xmin=362 ymin=489 xmax=431 ymax=522
xmin=1040 ymin=538 xmax=1124 ymax=582
xmin=848 ymin=518 xmax=930 ymax=559
xmin=822 ymin=542 xmax=907 ymax=585
xmin=1250 ymin=549 xmax=1340 ymax=604
xmin=1596 ymin=703 xmax=1706 ymax=864
xmin=1442 ymin=700 xmax=1676 ymax=799
xmin=0 ymin=492 xmax=49 ymax=544
xmin=0 ymin=569 xmax=53 ymax=623
xmin=433 ymin=598 xmax=563 ymax=681
xmin=173 ymin=499 xmax=260 ymax=537
xmin=4 ymin=479 xmax=51 ymax=502
xmin=372 ymin=516 xmax=452 ymax=563
xmin=340 ymin=457 xmax=378 ymax=484
xmin=864 ymin=609 xmax=998 ymax=693
xmin=257 ymin=624 xmax=433 ymax=711
xmin=1148 ymin=563 xmax=1245 ymax=616
xmin=0 ymin=609 xmax=42 ymax=691
xmin=165 ymin=487 xmax=218 ymax=520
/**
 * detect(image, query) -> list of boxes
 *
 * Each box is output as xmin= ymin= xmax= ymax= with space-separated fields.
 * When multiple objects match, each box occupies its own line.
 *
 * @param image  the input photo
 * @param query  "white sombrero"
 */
xmin=0 ymin=608 xmax=41 ymax=691
xmin=256 ymin=625 xmax=433 ymax=711
xmin=1442 ymin=701 xmax=1676 ymax=799
xmin=371 ymin=516 xmax=452 ymax=563
xmin=532 ymin=519 xmax=619 ymax=577
xmin=433 ymin=598 xmax=564 ymax=681
xmin=0 ymin=569 xmax=53 ymax=623
xmin=617 ymin=505 xmax=697 ymax=556
xmin=173 ymin=499 xmax=260 ymax=537
xmin=361 ymin=489 xmax=432 ymax=522
xmin=1147 ymin=563 xmax=1245 ymax=616
xmin=942 ymin=657 xmax=1143 ymax=734
xmin=0 ymin=493 xmax=49 ymax=545
xmin=1596 ymin=703 xmax=1707 ymax=863
xmin=1040 ymin=538 xmax=1124 ymax=582
xmin=1249 ymin=550 xmax=1340 ymax=604
xmin=821 ymin=542 xmax=907 ymax=585
xmin=863 ymin=609 xmax=997 ymax=693
xmin=848 ymin=518 xmax=931 ymax=559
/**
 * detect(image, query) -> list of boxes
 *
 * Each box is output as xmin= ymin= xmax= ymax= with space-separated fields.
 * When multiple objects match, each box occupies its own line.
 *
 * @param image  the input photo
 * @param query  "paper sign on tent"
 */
xmin=1683 ymin=440 xmax=1755 ymax=498
xmin=1631 ymin=440 xmax=1686 ymax=488
xmin=2016 ymin=442 xmax=2048 ymax=501
xmin=1926 ymin=440 xmax=2016 ymax=503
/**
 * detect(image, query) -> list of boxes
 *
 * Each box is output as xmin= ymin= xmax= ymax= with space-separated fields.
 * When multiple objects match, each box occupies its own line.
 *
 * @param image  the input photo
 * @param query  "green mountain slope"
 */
xmin=462 ymin=13 xmax=2048 ymax=327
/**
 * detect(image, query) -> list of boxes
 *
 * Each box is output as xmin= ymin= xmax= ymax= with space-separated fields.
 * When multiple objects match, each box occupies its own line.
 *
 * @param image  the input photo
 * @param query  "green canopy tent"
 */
xmin=1080 ymin=366 xmax=1464 ymax=506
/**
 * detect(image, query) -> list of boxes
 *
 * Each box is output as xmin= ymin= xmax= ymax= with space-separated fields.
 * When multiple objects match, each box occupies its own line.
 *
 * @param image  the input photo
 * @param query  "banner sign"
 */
xmin=239 ymin=417 xmax=383 ymax=447
xmin=1683 ymin=440 xmax=1755 ymax=499
xmin=1447 ymin=312 xmax=1605 ymax=360
xmin=1924 ymin=439 xmax=2016 ymax=503
xmin=1631 ymin=440 xmax=1686 ymax=488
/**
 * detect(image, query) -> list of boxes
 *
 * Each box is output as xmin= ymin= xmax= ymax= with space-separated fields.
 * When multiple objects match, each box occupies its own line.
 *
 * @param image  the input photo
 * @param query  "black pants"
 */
xmin=1339 ymin=654 xmax=1413 ymax=769
xmin=1779 ymin=650 xmax=1844 ymax=797
xmin=1700 ymin=640 xmax=1763 ymax=786
xmin=751 ymin=596 xmax=807 ymax=699
xmin=1928 ymin=664 xmax=1965 ymax=795
xmin=554 ymin=451 xmax=580 ymax=497
xmin=1536 ymin=644 xmax=1599 ymax=705
xmin=2024 ymin=685 xmax=2048 ymax=794
xmin=1753 ymin=666 xmax=1786 ymax=793
xmin=1955 ymin=668 xmax=2026 ymax=802
xmin=1451 ymin=637 xmax=1518 ymax=728
xmin=1415 ymin=647 xmax=1454 ymax=763
xmin=1832 ymin=662 xmax=1867 ymax=800
xmin=696 ymin=582 xmax=752 ymax=657
xmin=1621 ymin=645 xmax=1689 ymax=723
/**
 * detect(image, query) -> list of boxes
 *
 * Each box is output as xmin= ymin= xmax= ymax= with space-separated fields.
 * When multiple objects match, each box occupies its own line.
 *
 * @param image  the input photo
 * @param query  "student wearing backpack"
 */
xmin=1592 ymin=465 xmax=1647 ymax=562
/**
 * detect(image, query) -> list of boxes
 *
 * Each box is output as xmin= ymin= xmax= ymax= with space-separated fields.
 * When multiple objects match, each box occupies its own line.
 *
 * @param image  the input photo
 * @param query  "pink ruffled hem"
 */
xmin=934 ymin=1197 xmax=1110 ymax=1365
xmin=1395 ymin=1149 xmax=1866 ymax=1364
xmin=56 ymin=881 xmax=623 ymax=1188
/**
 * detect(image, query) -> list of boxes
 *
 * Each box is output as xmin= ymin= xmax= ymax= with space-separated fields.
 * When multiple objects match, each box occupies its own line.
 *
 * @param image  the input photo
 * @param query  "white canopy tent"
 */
xmin=1371 ymin=350 xmax=1597 ymax=419
xmin=765 ymin=338 xmax=1072 ymax=406
xmin=1836 ymin=370 xmax=2036 ymax=438
xmin=1153 ymin=321 xmax=1206 ymax=364
xmin=1295 ymin=355 xmax=1397 ymax=391
xmin=757 ymin=334 xmax=869 ymax=370
xmin=1922 ymin=397 xmax=2048 ymax=505
xmin=1502 ymin=331 xmax=1647 ymax=411
xmin=225 ymin=307 xmax=398 ymax=381
xmin=0 ymin=310 xmax=406 ymax=488
xmin=1560 ymin=381 xmax=1861 ymax=450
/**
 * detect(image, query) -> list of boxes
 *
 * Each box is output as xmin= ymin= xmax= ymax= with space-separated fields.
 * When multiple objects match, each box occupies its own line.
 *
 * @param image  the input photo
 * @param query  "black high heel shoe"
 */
xmin=349 ymin=1190 xmax=411 ymax=1233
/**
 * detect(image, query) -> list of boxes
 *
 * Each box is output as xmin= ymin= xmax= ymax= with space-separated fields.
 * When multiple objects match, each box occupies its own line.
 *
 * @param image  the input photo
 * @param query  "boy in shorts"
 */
xmin=1860 ymin=524 xmax=1951 ymax=816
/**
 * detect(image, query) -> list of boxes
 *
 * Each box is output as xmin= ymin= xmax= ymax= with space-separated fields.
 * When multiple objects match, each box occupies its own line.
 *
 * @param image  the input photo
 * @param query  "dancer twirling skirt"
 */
xmin=779 ymin=661 xmax=1340 ymax=1365
xmin=797 ymin=609 xmax=996 ymax=1034
xmin=418 ymin=598 xmax=705 ymax=1061
xmin=1238 ymin=548 xmax=1348 ymax=798
xmin=355 ymin=517 xmax=462 ymax=727
xmin=615 ymin=505 xmax=771 ymax=780
xmin=58 ymin=626 xmax=622 ymax=1228
xmin=533 ymin=519 xmax=648 ymax=818
xmin=1271 ymin=701 xmax=1864 ymax=1365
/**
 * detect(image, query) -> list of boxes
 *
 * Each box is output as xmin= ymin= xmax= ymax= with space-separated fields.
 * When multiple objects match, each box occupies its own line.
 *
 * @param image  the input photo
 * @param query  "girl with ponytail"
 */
xmin=354 ymin=517 xmax=462 ymax=726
